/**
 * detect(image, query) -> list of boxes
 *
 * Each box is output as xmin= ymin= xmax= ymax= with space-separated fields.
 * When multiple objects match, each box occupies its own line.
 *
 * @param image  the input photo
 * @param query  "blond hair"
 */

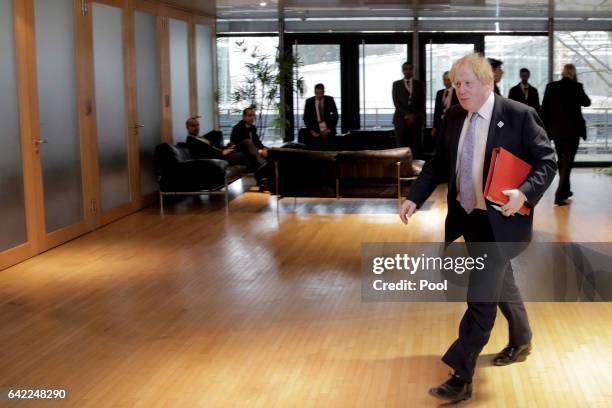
xmin=449 ymin=53 xmax=494 ymax=86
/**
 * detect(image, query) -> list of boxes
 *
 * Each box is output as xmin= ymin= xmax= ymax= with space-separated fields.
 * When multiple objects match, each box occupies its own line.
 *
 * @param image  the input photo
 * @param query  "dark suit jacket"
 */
xmin=407 ymin=94 xmax=557 ymax=244
xmin=186 ymin=135 xmax=224 ymax=160
xmin=508 ymin=83 xmax=540 ymax=112
xmin=303 ymin=95 xmax=339 ymax=135
xmin=433 ymin=88 xmax=460 ymax=130
xmin=392 ymin=78 xmax=425 ymax=126
xmin=541 ymin=77 xmax=591 ymax=141
xmin=230 ymin=120 xmax=266 ymax=150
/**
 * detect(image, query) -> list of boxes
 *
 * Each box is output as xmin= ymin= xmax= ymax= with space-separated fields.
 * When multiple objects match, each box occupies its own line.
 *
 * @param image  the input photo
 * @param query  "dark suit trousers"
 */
xmin=233 ymin=139 xmax=266 ymax=169
xmin=395 ymin=117 xmax=422 ymax=158
xmin=554 ymin=137 xmax=580 ymax=200
xmin=442 ymin=205 xmax=532 ymax=382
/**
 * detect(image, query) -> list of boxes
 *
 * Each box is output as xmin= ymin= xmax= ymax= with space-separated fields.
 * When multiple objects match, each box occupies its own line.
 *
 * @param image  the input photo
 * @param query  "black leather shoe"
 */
xmin=554 ymin=198 xmax=568 ymax=206
xmin=429 ymin=373 xmax=473 ymax=402
xmin=493 ymin=343 xmax=532 ymax=366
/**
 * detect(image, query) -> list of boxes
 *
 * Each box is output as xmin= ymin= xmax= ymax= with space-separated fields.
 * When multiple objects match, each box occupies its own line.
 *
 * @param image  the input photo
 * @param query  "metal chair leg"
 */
xmin=224 ymin=175 xmax=229 ymax=208
xmin=159 ymin=191 xmax=164 ymax=217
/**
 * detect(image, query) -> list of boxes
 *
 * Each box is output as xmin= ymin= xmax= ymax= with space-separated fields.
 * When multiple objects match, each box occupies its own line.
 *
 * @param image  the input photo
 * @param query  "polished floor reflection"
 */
xmin=0 ymin=169 xmax=611 ymax=407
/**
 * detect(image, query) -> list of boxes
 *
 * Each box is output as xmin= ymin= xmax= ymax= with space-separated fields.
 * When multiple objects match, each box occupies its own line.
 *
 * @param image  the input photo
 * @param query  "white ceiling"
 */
xmin=165 ymin=0 xmax=612 ymax=18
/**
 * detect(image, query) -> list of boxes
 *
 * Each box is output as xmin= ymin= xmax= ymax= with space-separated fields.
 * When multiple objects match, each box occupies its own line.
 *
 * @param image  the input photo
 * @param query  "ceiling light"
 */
xmin=259 ymin=2 xmax=267 ymax=6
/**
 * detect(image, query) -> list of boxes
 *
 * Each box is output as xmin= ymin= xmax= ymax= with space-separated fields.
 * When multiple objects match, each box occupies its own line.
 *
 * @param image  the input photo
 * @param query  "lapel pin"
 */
xmin=497 ymin=121 xmax=504 ymax=128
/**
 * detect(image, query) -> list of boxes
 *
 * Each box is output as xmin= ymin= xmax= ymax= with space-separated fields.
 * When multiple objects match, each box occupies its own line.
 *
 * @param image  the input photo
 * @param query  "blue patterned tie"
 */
xmin=459 ymin=112 xmax=480 ymax=214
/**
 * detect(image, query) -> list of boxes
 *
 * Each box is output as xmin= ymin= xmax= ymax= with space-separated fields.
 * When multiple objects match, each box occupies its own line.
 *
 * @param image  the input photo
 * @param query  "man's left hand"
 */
xmin=259 ymin=148 xmax=268 ymax=159
xmin=501 ymin=189 xmax=527 ymax=217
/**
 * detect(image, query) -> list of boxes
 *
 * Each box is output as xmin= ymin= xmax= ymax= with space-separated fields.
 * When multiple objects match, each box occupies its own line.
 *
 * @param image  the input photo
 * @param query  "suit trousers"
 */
xmin=233 ymin=139 xmax=266 ymax=169
xmin=442 ymin=205 xmax=532 ymax=382
xmin=554 ymin=137 xmax=580 ymax=200
xmin=394 ymin=117 xmax=422 ymax=158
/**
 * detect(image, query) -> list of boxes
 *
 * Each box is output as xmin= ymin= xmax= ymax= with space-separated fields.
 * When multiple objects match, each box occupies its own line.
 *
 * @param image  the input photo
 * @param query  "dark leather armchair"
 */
xmin=154 ymin=142 xmax=242 ymax=214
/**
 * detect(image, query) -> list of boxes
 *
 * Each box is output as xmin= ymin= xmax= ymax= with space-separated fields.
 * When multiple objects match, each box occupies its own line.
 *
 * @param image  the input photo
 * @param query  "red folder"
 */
xmin=484 ymin=147 xmax=532 ymax=216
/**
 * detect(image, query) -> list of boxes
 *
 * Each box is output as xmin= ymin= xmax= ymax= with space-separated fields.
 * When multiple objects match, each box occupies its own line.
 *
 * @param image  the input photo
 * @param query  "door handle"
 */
xmin=34 ymin=139 xmax=48 ymax=146
xmin=134 ymin=123 xmax=145 ymax=129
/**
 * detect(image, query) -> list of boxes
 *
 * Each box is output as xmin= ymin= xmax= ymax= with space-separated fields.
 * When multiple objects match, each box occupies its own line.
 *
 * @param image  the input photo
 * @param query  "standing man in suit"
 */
xmin=508 ymin=68 xmax=541 ymax=112
xmin=303 ymin=83 xmax=339 ymax=147
xmin=399 ymin=53 xmax=556 ymax=402
xmin=432 ymin=71 xmax=460 ymax=138
xmin=541 ymin=64 xmax=591 ymax=205
xmin=488 ymin=58 xmax=504 ymax=95
xmin=392 ymin=62 xmax=425 ymax=157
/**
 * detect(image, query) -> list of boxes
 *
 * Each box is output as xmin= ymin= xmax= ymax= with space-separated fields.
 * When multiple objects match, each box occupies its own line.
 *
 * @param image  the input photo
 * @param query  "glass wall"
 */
xmin=196 ymin=24 xmax=216 ymax=134
xmin=555 ymin=31 xmax=612 ymax=160
xmin=216 ymin=36 xmax=279 ymax=144
xmin=92 ymin=2 xmax=131 ymax=212
xmin=169 ymin=18 xmax=190 ymax=142
xmin=35 ymin=0 xmax=84 ymax=233
xmin=359 ymin=44 xmax=408 ymax=129
xmin=135 ymin=10 xmax=162 ymax=197
xmin=0 ymin=0 xmax=28 ymax=251
xmin=425 ymin=43 xmax=474 ymax=127
xmin=485 ymin=35 xmax=548 ymax=100
xmin=293 ymin=44 xmax=341 ymax=136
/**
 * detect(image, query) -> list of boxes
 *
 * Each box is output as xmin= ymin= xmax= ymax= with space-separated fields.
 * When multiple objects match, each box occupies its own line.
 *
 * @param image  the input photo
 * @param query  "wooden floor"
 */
xmin=1 ymin=169 xmax=612 ymax=407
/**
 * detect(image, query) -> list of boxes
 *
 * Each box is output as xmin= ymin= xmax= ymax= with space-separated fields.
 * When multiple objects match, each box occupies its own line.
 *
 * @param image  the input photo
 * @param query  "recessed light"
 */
xmin=259 ymin=2 xmax=267 ymax=6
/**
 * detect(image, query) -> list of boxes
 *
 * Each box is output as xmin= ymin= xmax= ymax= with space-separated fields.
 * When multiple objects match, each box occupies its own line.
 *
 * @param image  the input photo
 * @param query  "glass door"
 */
xmin=195 ymin=21 xmax=216 ymax=134
xmin=168 ymin=17 xmax=191 ymax=142
xmin=359 ymin=42 xmax=409 ymax=129
xmin=292 ymin=43 xmax=342 ymax=139
xmin=33 ymin=0 xmax=94 ymax=249
xmin=424 ymin=42 xmax=476 ymax=128
xmin=91 ymin=1 xmax=134 ymax=224
xmin=0 ymin=0 xmax=34 ymax=269
xmin=134 ymin=7 xmax=163 ymax=200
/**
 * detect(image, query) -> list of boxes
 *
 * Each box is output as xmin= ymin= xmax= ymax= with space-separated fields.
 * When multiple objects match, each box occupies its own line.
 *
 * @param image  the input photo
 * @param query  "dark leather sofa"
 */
xmin=297 ymin=128 xmax=396 ymax=151
xmin=153 ymin=142 xmax=247 ymax=214
xmin=269 ymin=146 xmax=422 ymax=205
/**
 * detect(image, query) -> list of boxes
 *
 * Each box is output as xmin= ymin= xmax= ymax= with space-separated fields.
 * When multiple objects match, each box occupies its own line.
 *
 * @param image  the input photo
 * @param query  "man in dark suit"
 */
xmin=303 ymin=83 xmax=339 ymax=147
xmin=230 ymin=107 xmax=269 ymax=188
xmin=400 ymin=53 xmax=557 ymax=402
xmin=432 ymin=71 xmax=460 ymax=138
xmin=392 ymin=62 xmax=425 ymax=157
xmin=541 ymin=64 xmax=591 ymax=205
xmin=185 ymin=117 xmax=239 ymax=164
xmin=488 ymin=58 xmax=504 ymax=96
xmin=508 ymin=68 xmax=541 ymax=112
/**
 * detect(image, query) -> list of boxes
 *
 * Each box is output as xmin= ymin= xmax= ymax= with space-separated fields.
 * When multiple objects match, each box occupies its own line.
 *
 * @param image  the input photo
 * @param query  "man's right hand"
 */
xmin=399 ymin=200 xmax=417 ymax=224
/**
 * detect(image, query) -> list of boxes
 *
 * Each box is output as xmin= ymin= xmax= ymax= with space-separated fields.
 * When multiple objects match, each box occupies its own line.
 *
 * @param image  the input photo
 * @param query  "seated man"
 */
xmin=230 ymin=107 xmax=269 ymax=189
xmin=303 ymin=83 xmax=339 ymax=148
xmin=185 ymin=117 xmax=242 ymax=166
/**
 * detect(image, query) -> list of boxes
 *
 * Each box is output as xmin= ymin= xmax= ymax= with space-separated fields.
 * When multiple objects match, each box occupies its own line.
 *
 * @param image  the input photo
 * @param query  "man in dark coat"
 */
xmin=392 ymin=62 xmax=426 ymax=157
xmin=303 ymin=83 xmax=339 ymax=148
xmin=400 ymin=53 xmax=556 ymax=403
xmin=541 ymin=64 xmax=591 ymax=205
xmin=508 ymin=68 xmax=541 ymax=112
xmin=432 ymin=70 xmax=460 ymax=138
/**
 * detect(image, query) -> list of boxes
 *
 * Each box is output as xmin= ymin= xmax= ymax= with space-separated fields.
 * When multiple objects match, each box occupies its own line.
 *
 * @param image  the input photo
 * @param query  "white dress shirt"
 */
xmin=315 ymin=97 xmax=327 ymax=131
xmin=456 ymin=91 xmax=495 ymax=211
xmin=443 ymin=88 xmax=454 ymax=110
xmin=404 ymin=78 xmax=413 ymax=103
